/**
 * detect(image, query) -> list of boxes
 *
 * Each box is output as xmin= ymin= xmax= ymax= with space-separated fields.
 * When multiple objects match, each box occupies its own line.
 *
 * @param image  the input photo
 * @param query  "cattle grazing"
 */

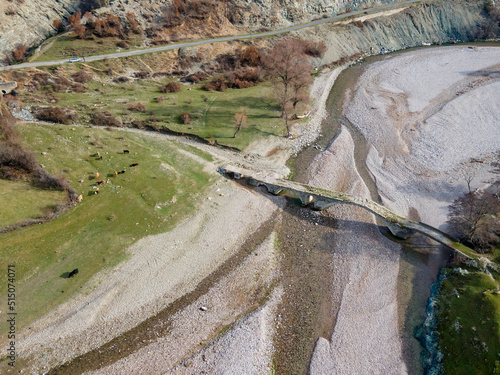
xmin=76 ymin=195 xmax=83 ymax=202
xmin=117 ymin=170 xmax=126 ymax=174
xmin=95 ymin=187 xmax=100 ymax=194
xmin=123 ymin=150 xmax=130 ymax=154
xmin=68 ymin=268 xmax=79 ymax=278
xmin=95 ymin=172 xmax=100 ymax=179
xmin=96 ymin=180 xmax=104 ymax=185
xmin=114 ymin=170 xmax=118 ymax=176
xmin=130 ymin=163 xmax=139 ymax=167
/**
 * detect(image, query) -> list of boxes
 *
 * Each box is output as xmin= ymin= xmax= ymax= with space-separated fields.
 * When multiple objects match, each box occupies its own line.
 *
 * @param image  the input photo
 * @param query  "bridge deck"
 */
xmin=219 ymin=165 xmax=480 ymax=261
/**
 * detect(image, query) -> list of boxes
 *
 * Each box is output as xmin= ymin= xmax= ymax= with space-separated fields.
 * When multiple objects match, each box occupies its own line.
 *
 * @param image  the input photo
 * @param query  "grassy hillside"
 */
xmin=31 ymin=33 xmax=143 ymax=63
xmin=0 ymin=123 xmax=215 ymax=335
xmin=0 ymin=180 xmax=66 ymax=228
xmin=19 ymin=64 xmax=286 ymax=150
xmin=437 ymin=267 xmax=500 ymax=374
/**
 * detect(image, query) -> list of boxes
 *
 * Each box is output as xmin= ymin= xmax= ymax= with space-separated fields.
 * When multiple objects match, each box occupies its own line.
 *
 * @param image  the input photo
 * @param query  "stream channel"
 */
xmin=273 ymin=53 xmax=451 ymax=374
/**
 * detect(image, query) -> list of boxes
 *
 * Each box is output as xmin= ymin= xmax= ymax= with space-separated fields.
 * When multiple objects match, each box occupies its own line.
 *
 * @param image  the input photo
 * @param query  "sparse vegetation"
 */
xmin=180 ymin=111 xmax=192 ymax=124
xmin=15 ymin=60 xmax=286 ymax=149
xmin=36 ymin=106 xmax=77 ymax=124
xmin=160 ymin=81 xmax=182 ymax=93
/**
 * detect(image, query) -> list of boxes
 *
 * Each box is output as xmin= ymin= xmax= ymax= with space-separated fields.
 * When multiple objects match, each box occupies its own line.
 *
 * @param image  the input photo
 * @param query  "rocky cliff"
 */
xmin=295 ymin=0 xmax=484 ymax=66
xmin=0 ymin=0 xmax=80 ymax=62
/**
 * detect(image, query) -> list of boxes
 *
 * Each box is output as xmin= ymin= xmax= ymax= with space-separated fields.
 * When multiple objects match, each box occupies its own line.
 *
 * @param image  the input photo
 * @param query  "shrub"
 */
xmin=160 ymin=82 xmax=182 ymax=93
xmin=303 ymin=40 xmax=327 ymax=58
xmin=127 ymin=102 xmax=146 ymax=112
xmin=36 ymin=107 xmax=77 ymax=124
xmin=12 ymin=45 xmax=27 ymax=62
xmin=185 ymin=71 xmax=208 ymax=83
xmin=72 ymin=83 xmax=87 ymax=93
xmin=134 ymin=71 xmax=150 ymax=79
xmin=113 ymin=76 xmax=130 ymax=83
xmin=126 ymin=12 xmax=141 ymax=34
xmin=92 ymin=111 xmax=122 ymax=127
xmin=52 ymin=76 xmax=72 ymax=92
xmin=180 ymin=111 xmax=192 ymax=124
xmin=116 ymin=40 xmax=129 ymax=48
xmin=72 ymin=70 xmax=92 ymax=83
xmin=53 ymin=19 xmax=65 ymax=33
xmin=239 ymin=45 xmax=260 ymax=66
xmin=203 ymin=77 xmax=227 ymax=92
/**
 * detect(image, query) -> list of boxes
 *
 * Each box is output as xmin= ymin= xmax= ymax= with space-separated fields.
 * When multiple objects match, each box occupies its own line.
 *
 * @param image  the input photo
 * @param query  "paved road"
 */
xmin=0 ymin=0 xmax=421 ymax=71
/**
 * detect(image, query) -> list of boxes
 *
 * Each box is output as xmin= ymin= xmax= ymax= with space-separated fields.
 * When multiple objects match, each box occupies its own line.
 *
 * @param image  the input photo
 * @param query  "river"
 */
xmin=273 ymin=54 xmax=452 ymax=374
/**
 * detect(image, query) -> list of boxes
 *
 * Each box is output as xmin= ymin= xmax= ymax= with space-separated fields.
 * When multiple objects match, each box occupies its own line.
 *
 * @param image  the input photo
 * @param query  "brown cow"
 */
xmin=114 ymin=170 xmax=118 ymax=176
xmin=76 ymin=195 xmax=83 ymax=202
xmin=95 ymin=172 xmax=100 ymax=179
xmin=96 ymin=180 xmax=104 ymax=185
xmin=95 ymin=187 xmax=100 ymax=194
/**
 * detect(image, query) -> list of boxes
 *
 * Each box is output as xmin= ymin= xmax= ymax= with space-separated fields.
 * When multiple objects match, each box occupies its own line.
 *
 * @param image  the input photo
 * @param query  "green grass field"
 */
xmin=0 ymin=180 xmax=66 ymax=228
xmin=21 ymin=65 xmax=286 ymax=150
xmin=437 ymin=268 xmax=500 ymax=374
xmin=0 ymin=123 xmax=215 ymax=335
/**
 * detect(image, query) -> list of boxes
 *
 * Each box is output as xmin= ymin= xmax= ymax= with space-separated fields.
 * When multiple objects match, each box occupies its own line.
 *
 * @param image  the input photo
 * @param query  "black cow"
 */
xmin=68 ymin=268 xmax=79 ymax=278
xmin=123 ymin=150 xmax=130 ymax=154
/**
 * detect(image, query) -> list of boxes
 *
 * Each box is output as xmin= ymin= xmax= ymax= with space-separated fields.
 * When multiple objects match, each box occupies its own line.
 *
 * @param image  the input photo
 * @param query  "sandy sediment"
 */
xmin=15 ymin=180 xmax=284 ymax=372
xmin=308 ymin=127 xmax=407 ymax=374
xmin=345 ymin=46 xmax=500 ymax=228
xmin=89 ymin=233 xmax=282 ymax=375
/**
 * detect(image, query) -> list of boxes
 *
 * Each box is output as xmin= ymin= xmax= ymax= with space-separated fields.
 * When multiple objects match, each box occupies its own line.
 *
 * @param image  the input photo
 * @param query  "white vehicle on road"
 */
xmin=69 ymin=57 xmax=83 ymax=63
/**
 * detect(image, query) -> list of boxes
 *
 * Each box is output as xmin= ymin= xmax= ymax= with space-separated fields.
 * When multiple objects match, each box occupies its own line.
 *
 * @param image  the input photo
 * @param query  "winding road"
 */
xmin=0 ymin=0 xmax=421 ymax=71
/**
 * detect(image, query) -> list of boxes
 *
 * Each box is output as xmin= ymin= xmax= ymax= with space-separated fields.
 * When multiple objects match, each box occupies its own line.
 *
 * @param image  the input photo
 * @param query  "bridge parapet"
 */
xmin=219 ymin=164 xmax=480 ymax=260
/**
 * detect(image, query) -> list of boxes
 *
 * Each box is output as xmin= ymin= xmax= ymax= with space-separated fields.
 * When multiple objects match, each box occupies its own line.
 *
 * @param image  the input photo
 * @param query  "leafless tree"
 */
xmin=448 ymin=190 xmax=500 ymax=252
xmin=233 ymin=107 xmax=247 ymax=138
xmin=263 ymin=39 xmax=312 ymax=137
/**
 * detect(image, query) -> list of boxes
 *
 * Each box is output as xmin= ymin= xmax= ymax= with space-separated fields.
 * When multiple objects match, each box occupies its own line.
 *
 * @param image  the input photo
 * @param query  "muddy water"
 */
xmin=274 ymin=57 xmax=450 ymax=374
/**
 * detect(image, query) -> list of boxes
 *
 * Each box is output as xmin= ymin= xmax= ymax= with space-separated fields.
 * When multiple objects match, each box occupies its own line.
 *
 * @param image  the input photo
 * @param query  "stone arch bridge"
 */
xmin=219 ymin=165 xmax=477 ymax=261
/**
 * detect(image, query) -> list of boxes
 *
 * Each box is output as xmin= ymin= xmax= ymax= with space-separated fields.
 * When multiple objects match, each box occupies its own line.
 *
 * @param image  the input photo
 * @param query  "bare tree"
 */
xmin=233 ymin=107 xmax=247 ymax=138
xmin=459 ymin=161 xmax=478 ymax=193
xmin=263 ymin=39 xmax=312 ymax=137
xmin=448 ymin=190 xmax=500 ymax=252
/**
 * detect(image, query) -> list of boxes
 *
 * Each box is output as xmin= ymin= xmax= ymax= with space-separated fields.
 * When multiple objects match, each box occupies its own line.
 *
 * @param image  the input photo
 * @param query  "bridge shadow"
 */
xmin=233 ymin=178 xmax=448 ymax=257
xmin=236 ymin=180 xmax=415 ymax=244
